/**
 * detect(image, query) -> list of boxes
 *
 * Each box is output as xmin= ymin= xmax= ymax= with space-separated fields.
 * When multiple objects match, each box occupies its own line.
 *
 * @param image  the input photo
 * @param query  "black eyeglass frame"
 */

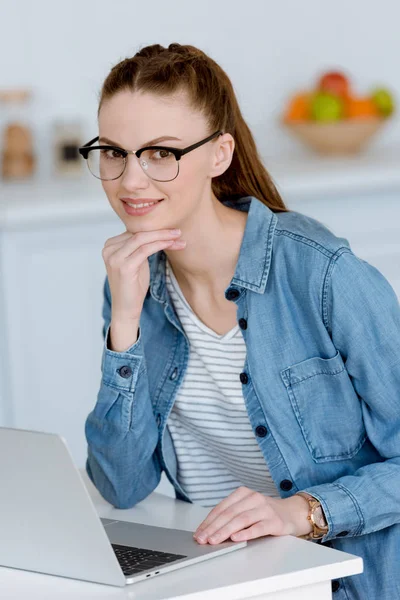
xmin=78 ymin=129 xmax=224 ymax=181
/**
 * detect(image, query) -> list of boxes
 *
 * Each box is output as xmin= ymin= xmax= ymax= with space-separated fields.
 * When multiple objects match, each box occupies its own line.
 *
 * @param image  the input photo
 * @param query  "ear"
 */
xmin=209 ymin=133 xmax=235 ymax=177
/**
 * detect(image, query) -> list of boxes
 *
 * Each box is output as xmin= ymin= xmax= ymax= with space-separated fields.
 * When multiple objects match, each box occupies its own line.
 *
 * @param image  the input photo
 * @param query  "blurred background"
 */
xmin=0 ymin=0 xmax=399 ymax=496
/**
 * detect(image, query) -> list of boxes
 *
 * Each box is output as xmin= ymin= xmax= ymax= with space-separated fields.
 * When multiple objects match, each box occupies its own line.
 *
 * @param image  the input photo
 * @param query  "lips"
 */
xmin=121 ymin=198 xmax=164 ymax=217
xmin=121 ymin=198 xmax=164 ymax=205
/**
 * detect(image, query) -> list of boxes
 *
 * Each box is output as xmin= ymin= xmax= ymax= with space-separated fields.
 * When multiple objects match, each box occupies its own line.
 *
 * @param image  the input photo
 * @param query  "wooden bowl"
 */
xmin=283 ymin=117 xmax=386 ymax=155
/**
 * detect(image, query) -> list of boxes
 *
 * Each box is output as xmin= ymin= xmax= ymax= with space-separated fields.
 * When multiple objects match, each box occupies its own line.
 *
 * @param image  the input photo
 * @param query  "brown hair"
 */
xmin=98 ymin=43 xmax=287 ymax=213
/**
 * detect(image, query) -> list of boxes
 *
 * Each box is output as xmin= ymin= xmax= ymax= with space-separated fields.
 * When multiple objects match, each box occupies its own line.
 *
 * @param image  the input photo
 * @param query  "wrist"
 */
xmin=296 ymin=492 xmax=329 ymax=540
xmin=283 ymin=494 xmax=313 ymax=537
xmin=109 ymin=319 xmax=140 ymax=352
xmin=111 ymin=311 xmax=140 ymax=327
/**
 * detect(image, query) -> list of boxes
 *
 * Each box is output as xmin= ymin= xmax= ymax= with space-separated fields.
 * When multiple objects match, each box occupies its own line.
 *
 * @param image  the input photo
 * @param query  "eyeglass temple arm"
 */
xmin=78 ymin=136 xmax=100 ymax=159
xmin=82 ymin=136 xmax=99 ymax=148
xmin=179 ymin=130 xmax=224 ymax=158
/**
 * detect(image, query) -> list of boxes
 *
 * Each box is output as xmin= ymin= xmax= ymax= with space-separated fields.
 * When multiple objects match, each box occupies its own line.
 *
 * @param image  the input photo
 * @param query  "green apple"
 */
xmin=311 ymin=92 xmax=344 ymax=121
xmin=371 ymin=88 xmax=395 ymax=117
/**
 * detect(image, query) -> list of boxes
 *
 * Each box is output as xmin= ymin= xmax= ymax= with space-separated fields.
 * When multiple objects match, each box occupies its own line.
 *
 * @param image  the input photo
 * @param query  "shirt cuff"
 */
xmin=101 ymin=323 xmax=144 ymax=393
xmin=302 ymin=482 xmax=365 ymax=542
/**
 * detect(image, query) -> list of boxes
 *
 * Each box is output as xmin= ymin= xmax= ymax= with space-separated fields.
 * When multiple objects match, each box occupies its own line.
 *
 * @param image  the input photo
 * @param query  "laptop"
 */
xmin=0 ymin=427 xmax=247 ymax=587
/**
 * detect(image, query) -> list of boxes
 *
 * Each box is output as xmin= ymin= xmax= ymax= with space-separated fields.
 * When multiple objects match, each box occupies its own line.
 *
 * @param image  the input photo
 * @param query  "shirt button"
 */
xmin=331 ymin=580 xmax=341 ymax=593
xmin=337 ymin=531 xmax=349 ymax=537
xmin=238 ymin=318 xmax=247 ymax=330
xmin=280 ymin=479 xmax=293 ymax=491
xmin=118 ymin=365 xmax=132 ymax=378
xmin=255 ymin=425 xmax=268 ymax=437
xmin=239 ymin=372 xmax=248 ymax=384
xmin=226 ymin=288 xmax=240 ymax=301
xmin=170 ymin=367 xmax=178 ymax=380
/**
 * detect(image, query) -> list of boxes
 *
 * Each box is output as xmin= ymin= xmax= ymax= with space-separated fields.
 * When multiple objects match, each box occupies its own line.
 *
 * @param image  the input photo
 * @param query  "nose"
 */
xmin=119 ymin=153 xmax=150 ymax=190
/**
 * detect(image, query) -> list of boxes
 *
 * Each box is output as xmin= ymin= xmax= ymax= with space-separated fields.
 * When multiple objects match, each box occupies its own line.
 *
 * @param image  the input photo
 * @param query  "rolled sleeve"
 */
xmin=85 ymin=277 xmax=161 ymax=508
xmin=302 ymin=482 xmax=364 ymax=542
xmin=101 ymin=323 xmax=144 ymax=393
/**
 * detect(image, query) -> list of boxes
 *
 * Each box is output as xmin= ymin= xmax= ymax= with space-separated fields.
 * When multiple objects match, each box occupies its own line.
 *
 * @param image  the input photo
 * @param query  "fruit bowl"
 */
xmin=283 ymin=117 xmax=386 ymax=155
xmin=281 ymin=70 xmax=395 ymax=155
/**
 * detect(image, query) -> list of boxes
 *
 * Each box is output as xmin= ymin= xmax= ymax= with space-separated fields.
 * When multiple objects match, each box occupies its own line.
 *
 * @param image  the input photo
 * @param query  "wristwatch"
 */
xmin=296 ymin=492 xmax=329 ymax=540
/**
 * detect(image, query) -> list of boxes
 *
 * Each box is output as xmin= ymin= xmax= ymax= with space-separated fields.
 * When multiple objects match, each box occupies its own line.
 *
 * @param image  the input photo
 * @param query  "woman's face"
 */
xmin=98 ymin=90 xmax=225 ymax=233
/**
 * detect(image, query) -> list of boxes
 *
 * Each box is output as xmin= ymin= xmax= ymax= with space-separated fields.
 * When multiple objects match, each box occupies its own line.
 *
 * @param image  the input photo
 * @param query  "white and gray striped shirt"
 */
xmin=165 ymin=258 xmax=280 ymax=507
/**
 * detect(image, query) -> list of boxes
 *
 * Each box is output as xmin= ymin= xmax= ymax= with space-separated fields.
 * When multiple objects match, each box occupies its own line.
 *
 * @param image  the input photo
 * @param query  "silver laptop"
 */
xmin=0 ymin=427 xmax=246 ymax=587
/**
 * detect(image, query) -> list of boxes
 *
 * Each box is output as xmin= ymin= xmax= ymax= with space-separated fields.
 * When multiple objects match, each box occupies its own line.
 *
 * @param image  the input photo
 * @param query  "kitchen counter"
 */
xmin=0 ymin=145 xmax=398 ymax=228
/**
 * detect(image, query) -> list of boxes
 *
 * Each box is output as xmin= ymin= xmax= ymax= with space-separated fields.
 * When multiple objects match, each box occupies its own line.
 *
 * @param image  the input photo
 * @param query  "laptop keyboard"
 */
xmin=112 ymin=543 xmax=187 ymax=576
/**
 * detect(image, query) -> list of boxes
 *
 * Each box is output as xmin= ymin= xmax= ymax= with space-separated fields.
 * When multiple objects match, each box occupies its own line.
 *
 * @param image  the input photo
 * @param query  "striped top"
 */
xmin=165 ymin=258 xmax=280 ymax=507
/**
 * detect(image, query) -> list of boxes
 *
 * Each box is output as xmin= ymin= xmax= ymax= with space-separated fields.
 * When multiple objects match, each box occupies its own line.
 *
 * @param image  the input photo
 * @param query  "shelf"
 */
xmin=264 ymin=145 xmax=400 ymax=199
xmin=0 ymin=177 xmax=112 ymax=229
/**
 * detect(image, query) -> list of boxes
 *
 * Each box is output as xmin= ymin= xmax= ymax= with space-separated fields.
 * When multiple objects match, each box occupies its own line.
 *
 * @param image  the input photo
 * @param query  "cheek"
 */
xmin=101 ymin=180 xmax=119 ymax=204
xmin=176 ymin=155 xmax=208 ymax=189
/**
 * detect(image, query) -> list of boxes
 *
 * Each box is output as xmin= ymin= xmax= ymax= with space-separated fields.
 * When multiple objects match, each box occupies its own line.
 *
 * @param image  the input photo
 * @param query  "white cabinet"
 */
xmin=0 ymin=180 xmax=122 ymax=467
xmin=0 ymin=222 xmax=117 ymax=464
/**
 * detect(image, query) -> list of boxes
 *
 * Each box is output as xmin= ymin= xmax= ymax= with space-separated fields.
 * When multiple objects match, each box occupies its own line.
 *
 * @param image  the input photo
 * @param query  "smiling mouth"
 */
xmin=122 ymin=199 xmax=164 ymax=208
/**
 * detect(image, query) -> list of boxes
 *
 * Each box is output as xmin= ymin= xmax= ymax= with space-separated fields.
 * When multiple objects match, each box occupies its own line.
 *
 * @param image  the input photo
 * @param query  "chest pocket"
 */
xmin=281 ymin=351 xmax=367 ymax=463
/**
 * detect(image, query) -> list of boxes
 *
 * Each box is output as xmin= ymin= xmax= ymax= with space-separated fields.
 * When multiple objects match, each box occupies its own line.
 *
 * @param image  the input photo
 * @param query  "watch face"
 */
xmin=313 ymin=506 xmax=328 ymax=529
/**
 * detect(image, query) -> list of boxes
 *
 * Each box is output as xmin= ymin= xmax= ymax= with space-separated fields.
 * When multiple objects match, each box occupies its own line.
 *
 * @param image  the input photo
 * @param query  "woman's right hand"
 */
xmin=102 ymin=229 xmax=186 ymax=351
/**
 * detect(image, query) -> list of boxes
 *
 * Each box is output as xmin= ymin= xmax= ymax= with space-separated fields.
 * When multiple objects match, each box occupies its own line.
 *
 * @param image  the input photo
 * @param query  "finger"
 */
xmin=121 ymin=239 xmax=185 ymax=267
xmin=196 ymin=495 xmax=267 ymax=543
xmin=230 ymin=519 xmax=274 ymax=542
xmin=195 ymin=488 xmax=258 ymax=537
xmin=106 ymin=229 xmax=182 ymax=261
xmin=102 ymin=239 xmax=129 ymax=260
xmin=194 ymin=487 xmax=253 ymax=534
xmin=104 ymin=228 xmax=180 ymax=249
xmin=207 ymin=508 xmax=267 ymax=544
xmin=103 ymin=233 xmax=181 ymax=264
xmin=103 ymin=231 xmax=133 ymax=248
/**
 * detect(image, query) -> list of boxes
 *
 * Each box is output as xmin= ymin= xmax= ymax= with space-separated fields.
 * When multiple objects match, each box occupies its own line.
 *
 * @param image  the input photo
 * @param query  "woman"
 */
xmin=81 ymin=43 xmax=400 ymax=599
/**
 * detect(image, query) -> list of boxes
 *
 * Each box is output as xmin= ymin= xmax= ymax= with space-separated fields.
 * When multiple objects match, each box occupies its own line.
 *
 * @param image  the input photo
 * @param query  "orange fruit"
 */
xmin=345 ymin=96 xmax=380 ymax=119
xmin=283 ymin=93 xmax=311 ymax=122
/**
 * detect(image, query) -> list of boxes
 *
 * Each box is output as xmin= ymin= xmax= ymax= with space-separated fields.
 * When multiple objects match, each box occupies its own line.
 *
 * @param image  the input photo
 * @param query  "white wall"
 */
xmin=1 ymin=0 xmax=399 ymax=179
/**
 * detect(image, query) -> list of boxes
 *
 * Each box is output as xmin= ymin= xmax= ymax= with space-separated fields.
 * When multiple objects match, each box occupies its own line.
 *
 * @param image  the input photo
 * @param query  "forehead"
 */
xmin=98 ymin=90 xmax=208 ymax=146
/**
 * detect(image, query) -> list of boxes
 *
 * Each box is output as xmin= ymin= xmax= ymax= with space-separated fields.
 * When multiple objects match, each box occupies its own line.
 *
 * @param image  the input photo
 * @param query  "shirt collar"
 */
xmin=149 ymin=196 xmax=277 ymax=303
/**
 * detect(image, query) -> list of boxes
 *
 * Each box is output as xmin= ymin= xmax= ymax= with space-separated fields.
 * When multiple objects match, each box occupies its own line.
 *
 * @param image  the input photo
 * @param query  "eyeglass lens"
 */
xmin=87 ymin=147 xmax=179 ymax=181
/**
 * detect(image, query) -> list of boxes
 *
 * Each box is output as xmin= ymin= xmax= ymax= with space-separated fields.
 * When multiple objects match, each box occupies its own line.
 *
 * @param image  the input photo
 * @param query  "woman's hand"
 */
xmin=102 ymin=228 xmax=186 ymax=351
xmin=193 ymin=486 xmax=312 ymax=544
xmin=103 ymin=228 xmax=185 ymax=324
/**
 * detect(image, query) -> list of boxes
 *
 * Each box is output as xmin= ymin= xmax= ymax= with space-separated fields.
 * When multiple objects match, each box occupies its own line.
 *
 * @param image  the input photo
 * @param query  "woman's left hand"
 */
xmin=193 ymin=486 xmax=312 ymax=544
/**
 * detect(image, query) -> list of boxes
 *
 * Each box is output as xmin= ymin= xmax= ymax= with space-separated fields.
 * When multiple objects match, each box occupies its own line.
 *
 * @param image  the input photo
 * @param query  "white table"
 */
xmin=0 ymin=471 xmax=362 ymax=600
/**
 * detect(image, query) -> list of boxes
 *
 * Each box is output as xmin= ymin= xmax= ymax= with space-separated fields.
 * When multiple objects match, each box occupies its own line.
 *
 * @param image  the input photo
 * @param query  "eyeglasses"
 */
xmin=78 ymin=130 xmax=223 ymax=182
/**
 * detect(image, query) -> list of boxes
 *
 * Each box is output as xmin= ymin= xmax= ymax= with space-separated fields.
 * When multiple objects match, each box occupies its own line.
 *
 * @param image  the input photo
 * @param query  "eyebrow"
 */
xmin=98 ymin=135 xmax=182 ymax=148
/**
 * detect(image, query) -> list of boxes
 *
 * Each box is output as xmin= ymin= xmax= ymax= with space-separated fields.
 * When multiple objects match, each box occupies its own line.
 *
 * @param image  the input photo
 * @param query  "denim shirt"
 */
xmin=86 ymin=196 xmax=400 ymax=599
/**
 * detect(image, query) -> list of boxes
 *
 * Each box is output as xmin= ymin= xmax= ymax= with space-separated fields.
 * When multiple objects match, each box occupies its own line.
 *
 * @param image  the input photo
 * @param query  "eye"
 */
xmin=150 ymin=149 xmax=173 ymax=160
xmin=100 ymin=148 xmax=124 ymax=160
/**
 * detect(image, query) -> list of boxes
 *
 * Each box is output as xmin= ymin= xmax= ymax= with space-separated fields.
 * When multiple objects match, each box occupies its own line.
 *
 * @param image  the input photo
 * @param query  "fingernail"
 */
xmin=173 ymin=240 xmax=186 ymax=246
xmin=171 ymin=229 xmax=181 ymax=234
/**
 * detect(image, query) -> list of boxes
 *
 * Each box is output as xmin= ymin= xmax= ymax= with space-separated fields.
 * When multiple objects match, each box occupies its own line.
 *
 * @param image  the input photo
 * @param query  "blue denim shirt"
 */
xmin=86 ymin=196 xmax=400 ymax=599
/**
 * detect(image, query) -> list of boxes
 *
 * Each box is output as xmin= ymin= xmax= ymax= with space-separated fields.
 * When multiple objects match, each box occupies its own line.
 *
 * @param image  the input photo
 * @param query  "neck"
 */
xmin=164 ymin=194 xmax=248 ymax=298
